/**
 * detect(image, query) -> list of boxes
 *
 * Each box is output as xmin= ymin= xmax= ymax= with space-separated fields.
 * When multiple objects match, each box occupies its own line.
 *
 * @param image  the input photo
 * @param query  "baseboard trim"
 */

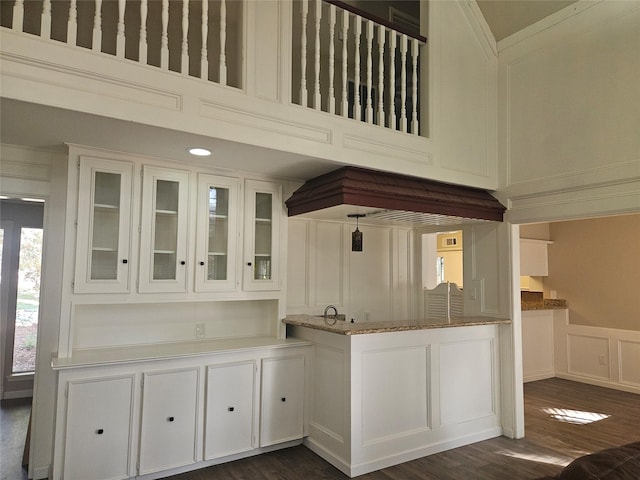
xmin=555 ymin=373 xmax=640 ymax=396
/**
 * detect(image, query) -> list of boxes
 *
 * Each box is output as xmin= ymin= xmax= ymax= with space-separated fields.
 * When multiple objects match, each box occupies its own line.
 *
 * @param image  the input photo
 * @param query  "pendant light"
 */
xmin=348 ymin=214 xmax=366 ymax=251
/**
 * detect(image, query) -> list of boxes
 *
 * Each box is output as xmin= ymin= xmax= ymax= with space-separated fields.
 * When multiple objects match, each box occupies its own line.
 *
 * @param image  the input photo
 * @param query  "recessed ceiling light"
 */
xmin=188 ymin=147 xmax=212 ymax=157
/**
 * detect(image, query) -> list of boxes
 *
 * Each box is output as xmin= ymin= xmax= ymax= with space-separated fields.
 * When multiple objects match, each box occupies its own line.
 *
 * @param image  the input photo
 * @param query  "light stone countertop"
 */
xmin=283 ymin=314 xmax=511 ymax=335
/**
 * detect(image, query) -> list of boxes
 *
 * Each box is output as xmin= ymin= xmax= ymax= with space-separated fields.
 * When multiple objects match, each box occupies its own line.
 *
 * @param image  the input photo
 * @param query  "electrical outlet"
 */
xmin=364 ymin=312 xmax=370 ymax=321
xmin=598 ymin=354 xmax=606 ymax=366
xmin=195 ymin=323 xmax=205 ymax=339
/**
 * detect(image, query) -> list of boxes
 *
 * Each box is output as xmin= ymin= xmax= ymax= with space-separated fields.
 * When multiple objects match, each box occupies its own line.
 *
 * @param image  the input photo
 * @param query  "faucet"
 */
xmin=324 ymin=305 xmax=338 ymax=325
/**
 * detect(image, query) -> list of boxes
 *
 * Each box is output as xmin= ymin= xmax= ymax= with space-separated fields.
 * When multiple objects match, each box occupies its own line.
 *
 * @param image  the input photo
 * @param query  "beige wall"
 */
xmin=547 ymin=214 xmax=640 ymax=331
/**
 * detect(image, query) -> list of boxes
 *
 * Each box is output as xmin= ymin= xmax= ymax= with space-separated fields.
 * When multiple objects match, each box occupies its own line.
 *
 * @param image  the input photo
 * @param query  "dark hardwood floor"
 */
xmin=169 ymin=378 xmax=640 ymax=480
xmin=0 ymin=397 xmax=31 ymax=480
xmin=1 ymin=379 xmax=638 ymax=480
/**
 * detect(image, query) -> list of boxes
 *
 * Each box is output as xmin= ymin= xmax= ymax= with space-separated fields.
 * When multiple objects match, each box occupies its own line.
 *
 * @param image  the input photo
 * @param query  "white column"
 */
xmin=139 ymin=0 xmax=148 ymax=64
xmin=67 ymin=0 xmax=77 ymax=46
xmin=181 ymin=0 xmax=189 ymax=74
xmin=340 ymin=10 xmax=349 ymax=117
xmin=300 ymin=0 xmax=309 ymax=107
xmin=12 ymin=0 xmax=24 ymax=32
xmin=354 ymin=15 xmax=361 ymax=121
xmin=161 ymin=0 xmax=169 ymax=69
xmin=328 ymin=4 xmax=336 ymax=114
xmin=92 ymin=0 xmax=103 ymax=52
xmin=219 ymin=0 xmax=227 ymax=85
xmin=377 ymin=25 xmax=386 ymax=126
xmin=200 ymin=0 xmax=208 ymax=80
xmin=365 ymin=20 xmax=374 ymax=124
xmin=41 ymin=0 xmax=51 ymax=40
xmin=313 ymin=0 xmax=322 ymax=110
xmin=116 ymin=0 xmax=125 ymax=58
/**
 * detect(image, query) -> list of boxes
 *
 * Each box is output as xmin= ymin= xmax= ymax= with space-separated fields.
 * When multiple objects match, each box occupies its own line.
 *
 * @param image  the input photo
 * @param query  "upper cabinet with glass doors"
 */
xmin=243 ymin=180 xmax=281 ymax=291
xmin=74 ymin=157 xmax=134 ymax=294
xmin=138 ymin=166 xmax=190 ymax=293
xmin=195 ymin=174 xmax=240 ymax=292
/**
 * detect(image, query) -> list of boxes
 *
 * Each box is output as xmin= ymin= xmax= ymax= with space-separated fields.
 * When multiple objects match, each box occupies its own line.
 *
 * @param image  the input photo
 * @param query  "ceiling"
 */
xmin=0 ymin=1 xmax=577 ymax=183
xmin=477 ymin=0 xmax=577 ymax=41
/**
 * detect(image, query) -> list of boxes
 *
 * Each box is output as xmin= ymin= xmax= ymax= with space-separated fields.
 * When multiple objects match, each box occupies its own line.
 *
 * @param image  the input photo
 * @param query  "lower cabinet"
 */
xmin=52 ymin=343 xmax=309 ymax=480
xmin=260 ymin=355 xmax=305 ymax=447
xmin=139 ymin=368 xmax=199 ymax=475
xmin=205 ymin=361 xmax=256 ymax=459
xmin=63 ymin=376 xmax=135 ymax=480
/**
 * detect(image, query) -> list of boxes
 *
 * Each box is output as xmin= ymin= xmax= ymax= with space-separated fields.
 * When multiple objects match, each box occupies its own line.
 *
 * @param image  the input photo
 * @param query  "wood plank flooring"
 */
xmin=168 ymin=379 xmax=640 ymax=480
xmin=1 ymin=379 xmax=637 ymax=480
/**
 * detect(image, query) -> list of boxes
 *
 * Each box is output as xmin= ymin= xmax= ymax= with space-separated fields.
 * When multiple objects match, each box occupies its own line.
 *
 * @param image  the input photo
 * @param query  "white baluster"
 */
xmin=365 ymin=20 xmax=374 ymax=124
xmin=313 ymin=0 xmax=322 ymax=110
xmin=300 ymin=0 xmax=309 ymax=107
xmin=41 ymin=0 xmax=51 ymax=40
xmin=377 ymin=25 xmax=385 ymax=126
xmin=354 ymin=15 xmax=361 ymax=121
xmin=389 ymin=32 xmax=397 ymax=131
xmin=116 ymin=0 xmax=125 ymax=58
xmin=12 ymin=0 xmax=24 ymax=32
xmin=93 ymin=0 xmax=102 ymax=52
xmin=340 ymin=10 xmax=349 ymax=116
xmin=411 ymin=39 xmax=419 ymax=135
xmin=219 ymin=0 xmax=227 ymax=85
xmin=140 ymin=0 xmax=148 ymax=64
xmin=400 ymin=34 xmax=408 ymax=133
xmin=67 ymin=0 xmax=77 ymax=46
xmin=201 ymin=0 xmax=208 ymax=80
xmin=181 ymin=0 xmax=189 ymax=74
xmin=161 ymin=0 xmax=169 ymax=69
xmin=328 ymin=4 xmax=336 ymax=114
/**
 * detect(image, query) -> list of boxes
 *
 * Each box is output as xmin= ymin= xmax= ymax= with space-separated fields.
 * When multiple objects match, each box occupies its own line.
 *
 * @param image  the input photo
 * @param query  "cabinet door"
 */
xmin=243 ymin=180 xmax=281 ymax=291
xmin=139 ymin=166 xmax=190 ymax=293
xmin=63 ymin=376 xmax=135 ymax=480
xmin=204 ymin=361 xmax=256 ymax=459
xmin=195 ymin=174 xmax=240 ymax=292
xmin=260 ymin=355 xmax=304 ymax=447
xmin=74 ymin=157 xmax=134 ymax=293
xmin=139 ymin=368 xmax=199 ymax=475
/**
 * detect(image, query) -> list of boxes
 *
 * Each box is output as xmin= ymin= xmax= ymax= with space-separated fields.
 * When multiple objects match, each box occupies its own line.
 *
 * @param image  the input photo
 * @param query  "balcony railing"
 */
xmin=293 ymin=0 xmax=426 ymax=135
xmin=1 ymin=0 xmax=426 ymax=135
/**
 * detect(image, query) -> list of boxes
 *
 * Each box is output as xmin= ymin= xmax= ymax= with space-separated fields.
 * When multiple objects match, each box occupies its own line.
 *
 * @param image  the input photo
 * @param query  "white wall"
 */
xmin=497 ymin=1 xmax=640 ymax=223
xmin=0 ymin=144 xmax=68 ymax=480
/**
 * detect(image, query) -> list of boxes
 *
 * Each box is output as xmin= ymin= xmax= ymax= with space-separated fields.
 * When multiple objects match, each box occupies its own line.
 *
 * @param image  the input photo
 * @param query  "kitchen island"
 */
xmin=283 ymin=314 xmax=512 ymax=477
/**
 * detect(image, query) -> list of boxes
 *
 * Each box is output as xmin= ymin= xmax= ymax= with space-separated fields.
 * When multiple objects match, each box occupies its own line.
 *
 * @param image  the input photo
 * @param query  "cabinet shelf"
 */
xmin=154 ymin=250 xmax=177 ymax=255
xmin=92 ymin=247 xmax=118 ymax=252
xmin=155 ymin=209 xmax=178 ymax=216
xmin=255 ymin=218 xmax=272 ymax=223
xmin=94 ymin=203 xmax=120 ymax=210
xmin=208 ymin=252 xmax=228 ymax=257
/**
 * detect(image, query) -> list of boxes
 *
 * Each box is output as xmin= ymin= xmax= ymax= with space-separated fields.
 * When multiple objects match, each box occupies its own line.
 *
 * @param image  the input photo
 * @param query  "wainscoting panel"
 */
xmin=618 ymin=339 xmax=640 ymax=387
xmin=567 ymin=334 xmax=610 ymax=380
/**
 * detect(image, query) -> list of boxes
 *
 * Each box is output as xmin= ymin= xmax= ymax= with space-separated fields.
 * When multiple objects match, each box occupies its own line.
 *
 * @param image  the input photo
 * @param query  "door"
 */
xmin=74 ymin=157 xmax=134 ymax=293
xmin=63 ymin=376 xmax=135 ymax=480
xmin=259 ymin=355 xmax=304 ymax=447
xmin=139 ymin=166 xmax=190 ymax=293
xmin=0 ymin=199 xmax=44 ymax=398
xmin=204 ymin=361 xmax=256 ymax=459
xmin=195 ymin=174 xmax=240 ymax=292
xmin=139 ymin=368 xmax=199 ymax=474
xmin=243 ymin=180 xmax=281 ymax=291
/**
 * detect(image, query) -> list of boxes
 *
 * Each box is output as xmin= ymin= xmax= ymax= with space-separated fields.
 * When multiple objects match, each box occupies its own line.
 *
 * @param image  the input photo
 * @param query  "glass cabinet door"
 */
xmin=139 ymin=166 xmax=189 ymax=293
xmin=195 ymin=174 xmax=240 ymax=292
xmin=74 ymin=157 xmax=133 ymax=293
xmin=243 ymin=180 xmax=281 ymax=291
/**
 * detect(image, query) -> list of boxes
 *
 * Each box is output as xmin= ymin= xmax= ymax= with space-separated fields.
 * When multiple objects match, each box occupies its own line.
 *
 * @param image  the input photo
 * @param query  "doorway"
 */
xmin=0 ymin=199 xmax=44 ymax=399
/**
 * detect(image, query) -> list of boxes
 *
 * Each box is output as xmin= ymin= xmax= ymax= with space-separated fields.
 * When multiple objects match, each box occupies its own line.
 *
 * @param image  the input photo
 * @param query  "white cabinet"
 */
xmin=62 ymin=375 xmax=135 ymax=480
xmin=139 ymin=166 xmax=190 ymax=293
xmin=243 ymin=180 xmax=282 ymax=291
xmin=204 ymin=361 xmax=256 ymax=459
xmin=139 ymin=368 xmax=199 ymax=475
xmin=520 ymin=239 xmax=552 ymax=277
xmin=74 ymin=157 xmax=134 ymax=293
xmin=195 ymin=174 xmax=241 ymax=292
xmin=260 ymin=355 xmax=304 ymax=446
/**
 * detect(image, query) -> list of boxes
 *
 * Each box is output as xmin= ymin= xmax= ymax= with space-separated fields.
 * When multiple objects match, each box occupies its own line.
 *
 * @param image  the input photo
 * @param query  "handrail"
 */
xmin=323 ymin=0 xmax=426 ymax=43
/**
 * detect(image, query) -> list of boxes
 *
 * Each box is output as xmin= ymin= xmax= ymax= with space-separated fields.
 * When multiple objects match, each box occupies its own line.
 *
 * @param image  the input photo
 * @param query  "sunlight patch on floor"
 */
xmin=497 ymin=450 xmax=571 ymax=467
xmin=542 ymin=407 xmax=610 ymax=425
